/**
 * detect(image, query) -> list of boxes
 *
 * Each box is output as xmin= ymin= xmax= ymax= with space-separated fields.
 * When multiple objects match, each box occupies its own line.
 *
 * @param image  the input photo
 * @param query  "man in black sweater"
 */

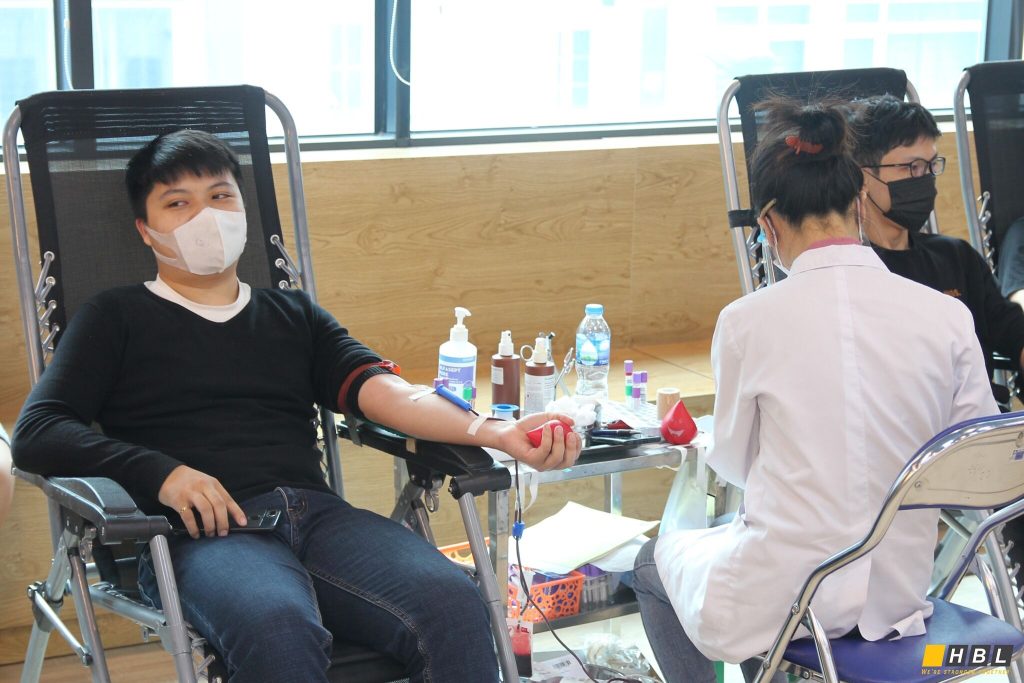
xmin=13 ymin=130 xmax=581 ymax=683
xmin=851 ymin=95 xmax=1024 ymax=403
xmin=850 ymin=95 xmax=1024 ymax=574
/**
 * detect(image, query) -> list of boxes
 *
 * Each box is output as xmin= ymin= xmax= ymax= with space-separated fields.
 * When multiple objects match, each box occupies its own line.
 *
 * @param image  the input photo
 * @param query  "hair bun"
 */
xmin=789 ymin=103 xmax=847 ymax=160
xmin=748 ymin=95 xmax=863 ymax=226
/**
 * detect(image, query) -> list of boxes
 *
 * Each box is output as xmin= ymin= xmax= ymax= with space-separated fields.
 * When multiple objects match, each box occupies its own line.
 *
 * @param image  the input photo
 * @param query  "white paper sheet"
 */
xmin=531 ymin=653 xmax=589 ymax=680
xmin=588 ymin=534 xmax=651 ymax=572
xmin=514 ymin=502 xmax=659 ymax=575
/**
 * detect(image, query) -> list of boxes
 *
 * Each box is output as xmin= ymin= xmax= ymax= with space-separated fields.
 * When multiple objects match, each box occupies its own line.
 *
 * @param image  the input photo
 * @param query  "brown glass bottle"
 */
xmin=491 ymin=330 xmax=521 ymax=418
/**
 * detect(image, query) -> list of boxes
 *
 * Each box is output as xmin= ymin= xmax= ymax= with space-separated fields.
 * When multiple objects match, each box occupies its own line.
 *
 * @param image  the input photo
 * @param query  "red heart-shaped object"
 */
xmin=660 ymin=399 xmax=697 ymax=445
xmin=526 ymin=419 xmax=573 ymax=448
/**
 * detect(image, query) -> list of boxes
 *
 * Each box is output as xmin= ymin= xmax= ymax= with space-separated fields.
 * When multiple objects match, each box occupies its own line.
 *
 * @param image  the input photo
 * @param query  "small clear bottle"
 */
xmin=575 ymin=304 xmax=611 ymax=400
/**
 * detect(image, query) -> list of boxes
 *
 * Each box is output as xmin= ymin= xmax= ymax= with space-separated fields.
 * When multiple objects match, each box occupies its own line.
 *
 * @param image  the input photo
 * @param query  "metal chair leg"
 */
xmin=18 ymin=624 xmax=52 ymax=683
xmin=979 ymin=533 xmax=1024 ymax=683
xmin=931 ymin=511 xmax=975 ymax=594
xmin=803 ymin=607 xmax=838 ymax=683
xmin=458 ymin=493 xmax=519 ymax=682
xmin=21 ymin=534 xmax=75 ymax=683
xmin=150 ymin=535 xmax=198 ymax=683
xmin=69 ymin=541 xmax=111 ymax=682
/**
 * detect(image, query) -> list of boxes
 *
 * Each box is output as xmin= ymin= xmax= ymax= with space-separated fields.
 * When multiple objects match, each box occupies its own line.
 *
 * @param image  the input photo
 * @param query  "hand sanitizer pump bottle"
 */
xmin=438 ymin=307 xmax=477 ymax=408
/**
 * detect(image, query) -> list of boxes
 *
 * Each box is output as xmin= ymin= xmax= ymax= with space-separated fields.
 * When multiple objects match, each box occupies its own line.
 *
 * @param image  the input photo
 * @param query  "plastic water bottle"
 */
xmin=575 ymin=303 xmax=611 ymax=399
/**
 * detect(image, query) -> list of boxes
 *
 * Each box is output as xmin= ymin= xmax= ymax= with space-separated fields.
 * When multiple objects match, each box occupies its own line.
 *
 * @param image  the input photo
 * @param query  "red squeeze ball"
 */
xmin=661 ymin=399 xmax=698 ymax=445
xmin=526 ymin=419 xmax=573 ymax=448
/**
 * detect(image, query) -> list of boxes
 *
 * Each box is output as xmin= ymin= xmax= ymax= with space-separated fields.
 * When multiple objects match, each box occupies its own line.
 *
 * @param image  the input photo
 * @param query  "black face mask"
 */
xmin=871 ymin=174 xmax=937 ymax=232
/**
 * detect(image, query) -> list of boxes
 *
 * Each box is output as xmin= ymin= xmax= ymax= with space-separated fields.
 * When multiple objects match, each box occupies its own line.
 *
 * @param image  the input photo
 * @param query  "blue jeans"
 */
xmin=633 ymin=537 xmax=786 ymax=683
xmin=139 ymin=487 xmax=498 ymax=683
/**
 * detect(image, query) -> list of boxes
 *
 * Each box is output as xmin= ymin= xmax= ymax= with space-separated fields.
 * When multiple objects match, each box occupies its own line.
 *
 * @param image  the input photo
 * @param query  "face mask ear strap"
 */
xmin=856 ymin=196 xmax=866 ymax=244
xmin=763 ymin=216 xmax=779 ymax=249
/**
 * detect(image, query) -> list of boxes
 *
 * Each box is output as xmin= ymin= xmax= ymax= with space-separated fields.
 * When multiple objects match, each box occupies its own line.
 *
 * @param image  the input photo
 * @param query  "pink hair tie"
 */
xmin=785 ymin=135 xmax=823 ymax=155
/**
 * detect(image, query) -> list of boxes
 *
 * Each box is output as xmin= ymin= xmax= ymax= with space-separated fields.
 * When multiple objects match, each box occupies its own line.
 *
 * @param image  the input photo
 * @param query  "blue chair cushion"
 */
xmin=782 ymin=598 xmax=1024 ymax=683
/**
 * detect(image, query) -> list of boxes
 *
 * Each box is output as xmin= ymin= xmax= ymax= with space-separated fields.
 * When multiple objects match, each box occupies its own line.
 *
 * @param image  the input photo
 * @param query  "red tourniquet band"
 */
xmin=337 ymin=360 xmax=401 ymax=414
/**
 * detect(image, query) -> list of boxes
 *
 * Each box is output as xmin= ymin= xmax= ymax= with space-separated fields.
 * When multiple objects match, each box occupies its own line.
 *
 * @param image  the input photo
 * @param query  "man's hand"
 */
xmin=492 ymin=412 xmax=582 ymax=471
xmin=158 ymin=465 xmax=247 ymax=539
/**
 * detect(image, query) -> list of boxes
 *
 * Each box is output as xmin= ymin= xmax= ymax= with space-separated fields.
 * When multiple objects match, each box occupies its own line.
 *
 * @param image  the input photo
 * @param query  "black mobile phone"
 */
xmin=173 ymin=508 xmax=282 ymax=535
xmin=231 ymin=508 xmax=281 ymax=533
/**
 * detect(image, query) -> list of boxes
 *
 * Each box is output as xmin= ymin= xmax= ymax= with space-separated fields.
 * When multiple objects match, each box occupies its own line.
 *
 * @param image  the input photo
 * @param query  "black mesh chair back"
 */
xmin=957 ymin=61 xmax=1024 ymax=260
xmin=719 ymin=67 xmax=916 ymax=296
xmin=733 ymin=67 xmax=909 ymax=202
xmin=16 ymin=86 xmax=289 ymax=345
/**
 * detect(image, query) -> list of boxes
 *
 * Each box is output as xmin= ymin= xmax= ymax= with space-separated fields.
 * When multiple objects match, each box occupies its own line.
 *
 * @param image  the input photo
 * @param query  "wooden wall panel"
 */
xmin=291 ymin=148 xmax=640 ymax=372
xmin=629 ymin=143 xmax=742 ymax=344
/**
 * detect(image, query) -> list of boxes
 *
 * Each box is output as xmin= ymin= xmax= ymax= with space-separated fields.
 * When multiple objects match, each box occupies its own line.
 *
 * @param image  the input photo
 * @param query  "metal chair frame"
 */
xmin=5 ymin=87 xmax=517 ymax=683
xmin=752 ymin=412 xmax=1024 ymax=683
xmin=953 ymin=63 xmax=1015 ymax=273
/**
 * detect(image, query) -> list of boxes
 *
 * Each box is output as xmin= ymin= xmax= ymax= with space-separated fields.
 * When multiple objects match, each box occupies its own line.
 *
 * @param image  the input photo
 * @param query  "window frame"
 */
xmin=6 ymin=0 xmax=1024 ymax=157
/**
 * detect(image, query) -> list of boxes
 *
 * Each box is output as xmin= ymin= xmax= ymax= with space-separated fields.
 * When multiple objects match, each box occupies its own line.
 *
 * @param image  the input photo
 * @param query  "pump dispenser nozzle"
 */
xmin=449 ymin=307 xmax=471 ymax=343
xmin=498 ymin=330 xmax=514 ymax=356
xmin=532 ymin=334 xmax=550 ymax=364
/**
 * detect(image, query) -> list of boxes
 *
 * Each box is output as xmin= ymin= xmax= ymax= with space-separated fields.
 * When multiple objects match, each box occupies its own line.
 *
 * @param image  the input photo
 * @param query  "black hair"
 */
xmin=125 ymin=129 xmax=243 ymax=221
xmin=849 ymin=94 xmax=941 ymax=167
xmin=749 ymin=97 xmax=864 ymax=228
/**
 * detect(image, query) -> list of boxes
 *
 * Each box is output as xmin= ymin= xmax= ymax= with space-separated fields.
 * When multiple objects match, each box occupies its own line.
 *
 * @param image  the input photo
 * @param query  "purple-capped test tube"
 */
xmin=624 ymin=360 xmax=634 ymax=400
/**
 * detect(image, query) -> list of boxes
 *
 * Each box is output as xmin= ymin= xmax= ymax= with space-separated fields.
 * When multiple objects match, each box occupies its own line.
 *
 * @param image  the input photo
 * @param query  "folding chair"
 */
xmin=753 ymin=411 xmax=1024 ymax=683
xmin=4 ymin=86 xmax=518 ymax=682
xmin=953 ymin=60 xmax=1024 ymax=277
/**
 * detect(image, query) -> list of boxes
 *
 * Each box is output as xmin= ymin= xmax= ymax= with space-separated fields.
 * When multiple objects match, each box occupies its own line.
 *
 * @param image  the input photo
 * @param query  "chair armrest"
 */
xmin=992 ymin=351 xmax=1018 ymax=371
xmin=14 ymin=468 xmax=172 ymax=544
xmin=337 ymin=421 xmax=511 ymax=496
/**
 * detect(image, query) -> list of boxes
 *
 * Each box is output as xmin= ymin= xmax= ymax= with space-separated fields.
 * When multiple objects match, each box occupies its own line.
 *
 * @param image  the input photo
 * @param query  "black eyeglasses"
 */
xmin=867 ymin=156 xmax=946 ymax=178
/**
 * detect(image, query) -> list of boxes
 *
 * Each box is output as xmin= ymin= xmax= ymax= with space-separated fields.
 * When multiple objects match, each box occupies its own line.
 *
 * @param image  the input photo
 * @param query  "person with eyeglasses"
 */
xmin=851 ymin=94 xmax=1024 ymax=584
xmin=633 ymin=97 xmax=997 ymax=683
xmin=851 ymin=94 xmax=1024 ymax=409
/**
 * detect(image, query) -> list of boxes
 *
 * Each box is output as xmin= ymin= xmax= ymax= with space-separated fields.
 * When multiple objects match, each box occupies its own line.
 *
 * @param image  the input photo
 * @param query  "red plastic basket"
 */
xmin=437 ymin=540 xmax=488 ymax=569
xmin=439 ymin=542 xmax=584 ymax=622
xmin=508 ymin=567 xmax=584 ymax=623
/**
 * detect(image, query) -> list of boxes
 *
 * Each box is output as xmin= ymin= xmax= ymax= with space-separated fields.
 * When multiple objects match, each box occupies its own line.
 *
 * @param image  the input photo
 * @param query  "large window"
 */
xmin=411 ymin=0 xmax=987 ymax=132
xmin=92 ymin=0 xmax=376 ymax=137
xmin=0 ymin=0 xmax=1012 ymax=150
xmin=0 ymin=0 xmax=55 ymax=119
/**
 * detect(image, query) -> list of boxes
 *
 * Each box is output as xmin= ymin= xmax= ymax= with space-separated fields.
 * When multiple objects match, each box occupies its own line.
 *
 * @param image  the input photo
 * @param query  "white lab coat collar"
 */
xmin=788 ymin=244 xmax=888 ymax=276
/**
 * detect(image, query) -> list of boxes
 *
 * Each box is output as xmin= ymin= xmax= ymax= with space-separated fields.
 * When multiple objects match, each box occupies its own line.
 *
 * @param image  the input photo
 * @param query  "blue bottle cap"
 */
xmin=585 ymin=303 xmax=604 ymax=316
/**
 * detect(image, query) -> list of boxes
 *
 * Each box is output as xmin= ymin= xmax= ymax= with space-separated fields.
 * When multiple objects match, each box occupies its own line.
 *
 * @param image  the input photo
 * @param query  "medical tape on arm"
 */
xmin=408 ymin=385 xmax=489 ymax=436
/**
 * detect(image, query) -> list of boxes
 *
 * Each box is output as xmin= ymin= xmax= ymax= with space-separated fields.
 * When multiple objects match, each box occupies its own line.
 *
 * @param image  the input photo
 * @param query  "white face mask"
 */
xmin=770 ymin=245 xmax=791 ymax=277
xmin=145 ymin=207 xmax=247 ymax=275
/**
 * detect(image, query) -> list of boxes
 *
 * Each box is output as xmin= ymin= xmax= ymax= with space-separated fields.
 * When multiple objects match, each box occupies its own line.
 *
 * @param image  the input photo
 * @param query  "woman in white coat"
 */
xmin=633 ymin=99 xmax=998 ymax=683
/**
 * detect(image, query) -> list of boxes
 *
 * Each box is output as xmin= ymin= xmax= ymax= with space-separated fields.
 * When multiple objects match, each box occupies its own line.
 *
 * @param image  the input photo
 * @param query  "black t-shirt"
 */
xmin=873 ymin=232 xmax=1024 ymax=382
xmin=13 ymin=285 xmax=380 ymax=516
